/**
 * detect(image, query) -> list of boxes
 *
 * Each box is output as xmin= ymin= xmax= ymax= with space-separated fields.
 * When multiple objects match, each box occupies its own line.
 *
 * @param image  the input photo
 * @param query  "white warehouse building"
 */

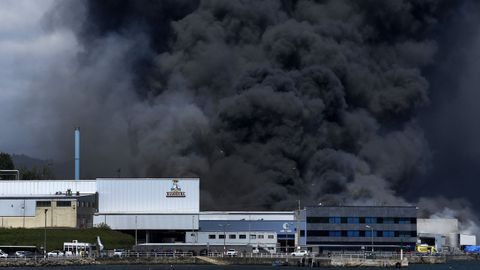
xmin=93 ymin=178 xmax=200 ymax=243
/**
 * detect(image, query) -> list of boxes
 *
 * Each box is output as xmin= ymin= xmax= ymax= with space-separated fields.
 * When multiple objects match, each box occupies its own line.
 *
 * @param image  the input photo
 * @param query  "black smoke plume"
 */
xmin=21 ymin=0 xmax=478 ymax=232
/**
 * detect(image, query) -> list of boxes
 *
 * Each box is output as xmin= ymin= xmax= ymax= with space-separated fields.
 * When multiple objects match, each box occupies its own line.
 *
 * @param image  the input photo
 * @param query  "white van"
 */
xmin=0 ymin=249 xmax=8 ymax=258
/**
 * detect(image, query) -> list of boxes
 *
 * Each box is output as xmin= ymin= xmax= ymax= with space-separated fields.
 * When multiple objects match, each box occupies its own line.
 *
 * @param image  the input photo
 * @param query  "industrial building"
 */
xmin=0 ymin=180 xmax=96 ymax=228
xmin=0 ymin=177 xmax=475 ymax=253
xmin=192 ymin=211 xmax=296 ymax=253
xmin=92 ymin=178 xmax=199 ymax=243
xmin=301 ymin=206 xmax=418 ymax=253
xmin=417 ymin=218 xmax=476 ymax=252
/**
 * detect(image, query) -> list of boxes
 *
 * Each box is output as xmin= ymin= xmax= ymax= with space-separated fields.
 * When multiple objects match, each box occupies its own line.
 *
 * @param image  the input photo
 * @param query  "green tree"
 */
xmin=0 ymin=152 xmax=14 ymax=170
xmin=21 ymin=166 xmax=55 ymax=180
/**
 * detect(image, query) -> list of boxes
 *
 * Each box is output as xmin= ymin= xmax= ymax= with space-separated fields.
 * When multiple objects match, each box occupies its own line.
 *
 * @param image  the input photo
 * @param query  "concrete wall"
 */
xmin=0 ymin=200 xmax=77 ymax=228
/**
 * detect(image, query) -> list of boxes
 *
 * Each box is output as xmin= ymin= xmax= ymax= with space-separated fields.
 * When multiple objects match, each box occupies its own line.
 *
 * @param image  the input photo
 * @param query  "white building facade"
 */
xmin=93 ymin=178 xmax=199 ymax=231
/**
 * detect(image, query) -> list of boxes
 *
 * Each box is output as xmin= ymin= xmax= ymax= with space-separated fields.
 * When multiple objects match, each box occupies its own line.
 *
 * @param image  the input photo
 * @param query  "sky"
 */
xmin=0 ymin=0 xmax=78 ymax=157
xmin=1 ymin=0 xmax=480 ymax=231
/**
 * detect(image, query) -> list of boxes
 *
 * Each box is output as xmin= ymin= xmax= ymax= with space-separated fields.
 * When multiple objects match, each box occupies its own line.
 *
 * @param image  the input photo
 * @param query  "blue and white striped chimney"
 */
xmin=74 ymin=127 xmax=80 ymax=180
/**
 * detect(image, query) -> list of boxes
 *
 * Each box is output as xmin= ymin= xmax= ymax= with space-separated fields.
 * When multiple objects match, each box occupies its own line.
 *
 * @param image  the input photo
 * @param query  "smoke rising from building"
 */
xmin=10 ymin=0 xmax=479 ymax=233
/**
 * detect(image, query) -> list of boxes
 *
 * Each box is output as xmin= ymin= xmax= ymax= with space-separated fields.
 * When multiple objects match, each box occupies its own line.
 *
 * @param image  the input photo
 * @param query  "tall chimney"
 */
xmin=75 ymin=127 xmax=80 ymax=180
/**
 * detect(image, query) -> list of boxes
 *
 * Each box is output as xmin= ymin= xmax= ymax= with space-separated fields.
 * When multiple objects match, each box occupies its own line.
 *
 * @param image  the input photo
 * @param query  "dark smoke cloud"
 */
xmin=15 ymin=0 xmax=479 ymax=232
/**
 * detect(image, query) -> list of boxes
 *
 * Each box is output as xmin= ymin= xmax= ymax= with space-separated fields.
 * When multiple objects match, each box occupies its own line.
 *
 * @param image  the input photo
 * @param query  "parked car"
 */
xmin=0 ymin=249 xmax=7 ymax=258
xmin=47 ymin=250 xmax=64 ymax=257
xmin=113 ymin=249 xmax=125 ymax=257
xmin=290 ymin=250 xmax=309 ymax=257
xmin=15 ymin=251 xmax=33 ymax=258
xmin=226 ymin=249 xmax=238 ymax=256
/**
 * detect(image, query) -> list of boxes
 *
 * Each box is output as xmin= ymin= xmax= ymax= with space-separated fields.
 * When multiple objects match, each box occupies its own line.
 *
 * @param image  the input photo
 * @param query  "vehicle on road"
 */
xmin=113 ymin=249 xmax=125 ymax=257
xmin=0 ymin=249 xmax=7 ymax=258
xmin=226 ymin=249 xmax=238 ymax=256
xmin=15 ymin=251 xmax=34 ymax=258
xmin=47 ymin=250 xmax=64 ymax=257
xmin=290 ymin=250 xmax=309 ymax=257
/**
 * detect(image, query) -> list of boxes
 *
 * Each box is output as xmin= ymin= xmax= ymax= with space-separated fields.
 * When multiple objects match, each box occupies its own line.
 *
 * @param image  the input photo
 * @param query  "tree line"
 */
xmin=0 ymin=152 xmax=54 ymax=180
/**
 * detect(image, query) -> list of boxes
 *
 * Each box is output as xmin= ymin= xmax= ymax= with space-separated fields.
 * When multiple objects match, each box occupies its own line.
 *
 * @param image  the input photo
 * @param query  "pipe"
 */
xmin=75 ymin=127 xmax=80 ymax=180
xmin=0 ymin=170 xmax=20 ymax=180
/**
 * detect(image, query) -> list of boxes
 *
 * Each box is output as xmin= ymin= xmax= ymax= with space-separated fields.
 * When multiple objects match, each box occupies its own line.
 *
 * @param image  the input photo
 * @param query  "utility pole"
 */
xmin=296 ymin=200 xmax=301 ymax=249
xmin=44 ymin=209 xmax=48 ymax=258
xmin=218 ymin=224 xmax=230 ymax=256
xmin=135 ymin=215 xmax=138 ymax=246
xmin=366 ymin=225 xmax=374 ymax=253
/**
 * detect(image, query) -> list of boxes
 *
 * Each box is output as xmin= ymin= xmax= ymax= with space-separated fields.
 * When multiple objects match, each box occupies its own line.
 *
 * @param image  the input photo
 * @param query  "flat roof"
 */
xmin=200 ymin=211 xmax=294 ymax=214
xmin=305 ymin=205 xmax=417 ymax=209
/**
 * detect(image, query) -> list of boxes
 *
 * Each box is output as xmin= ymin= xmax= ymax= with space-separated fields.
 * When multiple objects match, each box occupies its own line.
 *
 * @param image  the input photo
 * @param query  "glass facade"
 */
xmin=304 ymin=206 xmax=418 ymax=251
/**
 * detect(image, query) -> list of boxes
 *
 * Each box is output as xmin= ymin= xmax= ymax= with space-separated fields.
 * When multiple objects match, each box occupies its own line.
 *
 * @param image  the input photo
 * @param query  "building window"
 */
xmin=329 ymin=217 xmax=341 ymax=224
xmin=258 ymin=235 xmax=264 ymax=239
xmin=307 ymin=217 xmax=329 ymax=223
xmin=398 ymin=231 xmax=411 ymax=238
xmin=219 ymin=234 xmax=225 ymax=239
xmin=365 ymin=230 xmax=377 ymax=237
xmin=383 ymin=231 xmax=395 ymax=237
xmin=329 ymin=231 xmax=341 ymax=237
xmin=365 ymin=217 xmax=377 ymax=224
xmin=229 ymin=234 xmax=236 ymax=239
xmin=300 ymin=230 xmax=305 ymax=237
xmin=239 ymin=234 xmax=246 ymax=239
xmin=347 ymin=217 xmax=359 ymax=224
xmin=36 ymin=201 xmax=51 ymax=207
xmin=250 ymin=235 xmax=256 ymax=239
xmin=347 ymin=230 xmax=360 ymax=237
xmin=56 ymin=201 xmax=72 ymax=207
xmin=209 ymin=234 xmax=216 ymax=239
xmin=398 ymin=218 xmax=411 ymax=224
xmin=268 ymin=235 xmax=274 ymax=239
xmin=383 ymin=218 xmax=394 ymax=224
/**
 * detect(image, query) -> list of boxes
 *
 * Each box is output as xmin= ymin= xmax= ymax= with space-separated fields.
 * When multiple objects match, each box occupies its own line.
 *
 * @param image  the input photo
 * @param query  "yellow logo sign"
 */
xmin=166 ymin=179 xmax=186 ymax=197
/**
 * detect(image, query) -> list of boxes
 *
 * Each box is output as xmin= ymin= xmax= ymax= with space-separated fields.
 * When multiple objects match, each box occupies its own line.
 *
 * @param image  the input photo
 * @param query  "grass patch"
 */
xmin=0 ymin=228 xmax=134 ymax=250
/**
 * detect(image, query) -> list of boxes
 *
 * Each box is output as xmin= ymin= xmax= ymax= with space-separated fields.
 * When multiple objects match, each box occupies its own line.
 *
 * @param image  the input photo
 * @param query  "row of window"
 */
xmin=208 ymin=234 xmax=275 ymax=240
xmin=307 ymin=217 xmax=415 ymax=224
xmin=36 ymin=201 xmax=71 ymax=207
xmin=305 ymin=230 xmax=416 ymax=238
xmin=36 ymin=201 xmax=95 ymax=208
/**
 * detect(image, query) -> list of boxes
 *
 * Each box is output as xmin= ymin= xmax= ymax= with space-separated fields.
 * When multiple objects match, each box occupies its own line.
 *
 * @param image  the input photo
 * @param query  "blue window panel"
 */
xmin=329 ymin=230 xmax=341 ymax=237
xmin=399 ymin=218 xmax=410 ymax=224
xmin=383 ymin=218 xmax=394 ymax=224
xmin=329 ymin=217 xmax=341 ymax=224
xmin=365 ymin=230 xmax=377 ymax=237
xmin=347 ymin=230 xmax=360 ymax=237
xmin=365 ymin=217 xmax=377 ymax=224
xmin=347 ymin=217 xmax=359 ymax=224
xmin=383 ymin=231 xmax=395 ymax=237
xmin=398 ymin=231 xmax=411 ymax=238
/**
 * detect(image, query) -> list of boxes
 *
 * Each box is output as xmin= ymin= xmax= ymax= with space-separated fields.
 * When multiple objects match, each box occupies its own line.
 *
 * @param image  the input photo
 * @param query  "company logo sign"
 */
xmin=166 ymin=179 xmax=186 ymax=197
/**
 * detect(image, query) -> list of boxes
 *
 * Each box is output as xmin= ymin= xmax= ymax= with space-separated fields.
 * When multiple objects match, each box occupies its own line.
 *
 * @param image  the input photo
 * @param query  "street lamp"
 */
xmin=44 ymin=209 xmax=48 ymax=258
xmin=218 ymin=224 xmax=230 ymax=256
xmin=365 ymin=225 xmax=373 ymax=253
xmin=135 ymin=216 xmax=138 ymax=246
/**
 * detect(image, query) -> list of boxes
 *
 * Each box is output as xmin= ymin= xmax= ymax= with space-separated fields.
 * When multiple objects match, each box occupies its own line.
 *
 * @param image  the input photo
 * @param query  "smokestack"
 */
xmin=74 ymin=127 xmax=80 ymax=180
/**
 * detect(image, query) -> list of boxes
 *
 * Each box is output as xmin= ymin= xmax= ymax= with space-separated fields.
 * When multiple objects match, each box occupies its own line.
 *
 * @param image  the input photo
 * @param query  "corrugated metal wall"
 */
xmin=0 ymin=200 xmax=35 ymax=216
xmin=93 ymin=214 xmax=199 ymax=230
xmin=97 ymin=178 xmax=199 ymax=213
xmin=0 ymin=180 xmax=97 ymax=195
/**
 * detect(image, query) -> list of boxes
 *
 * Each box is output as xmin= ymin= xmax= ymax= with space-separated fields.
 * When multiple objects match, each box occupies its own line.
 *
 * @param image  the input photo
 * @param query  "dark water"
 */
xmin=2 ymin=262 xmax=480 ymax=270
